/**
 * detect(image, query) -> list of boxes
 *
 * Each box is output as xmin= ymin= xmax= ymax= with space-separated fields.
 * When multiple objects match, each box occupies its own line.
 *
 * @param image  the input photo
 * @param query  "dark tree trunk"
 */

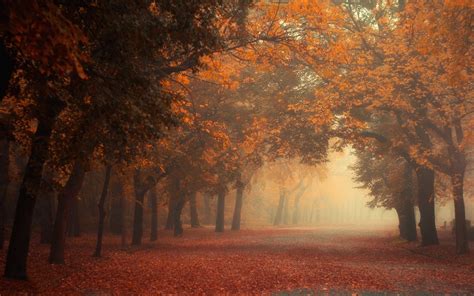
xmin=395 ymin=203 xmax=416 ymax=242
xmin=402 ymin=165 xmax=417 ymax=242
xmin=404 ymin=200 xmax=417 ymax=242
xmin=0 ymin=139 xmax=9 ymax=249
xmin=49 ymin=161 xmax=86 ymax=264
xmin=189 ymin=191 xmax=200 ymax=228
xmin=150 ymin=186 xmax=158 ymax=241
xmin=231 ymin=181 xmax=244 ymax=231
xmin=396 ymin=182 xmax=417 ymax=241
xmin=203 ymin=193 xmax=212 ymax=225
xmin=120 ymin=184 xmax=128 ymax=247
xmin=415 ymin=167 xmax=438 ymax=246
xmin=395 ymin=207 xmax=408 ymax=240
xmin=109 ymin=178 xmax=124 ymax=235
xmin=4 ymin=97 xmax=63 ymax=279
xmin=165 ymin=195 xmax=177 ymax=230
xmin=452 ymin=165 xmax=469 ymax=254
xmin=66 ymin=194 xmax=81 ymax=237
xmin=94 ymin=165 xmax=112 ymax=257
xmin=273 ymin=189 xmax=286 ymax=226
xmin=131 ymin=189 xmax=146 ymax=246
xmin=215 ymin=188 xmax=225 ymax=232
xmin=0 ymin=40 xmax=14 ymax=102
xmin=173 ymin=192 xmax=186 ymax=237
xmin=0 ymin=40 xmax=13 ymax=248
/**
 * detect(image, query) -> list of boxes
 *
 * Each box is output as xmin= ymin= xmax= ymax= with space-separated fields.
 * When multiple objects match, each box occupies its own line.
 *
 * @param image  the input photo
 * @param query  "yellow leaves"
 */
xmin=342 ymin=112 xmax=368 ymax=130
xmin=228 ymin=80 xmax=240 ymax=91
xmin=148 ymin=1 xmax=159 ymax=15
xmin=240 ymin=136 xmax=257 ymax=155
xmin=83 ymin=95 xmax=92 ymax=105
xmin=198 ymin=54 xmax=243 ymax=90
xmin=171 ymin=100 xmax=194 ymax=125
xmin=445 ymin=0 xmax=474 ymax=7
xmin=202 ymin=171 xmax=218 ymax=185
xmin=160 ymin=79 xmax=172 ymax=90
xmin=202 ymin=147 xmax=218 ymax=166
xmin=239 ymin=117 xmax=267 ymax=156
xmin=174 ymin=73 xmax=190 ymax=85
xmin=8 ymin=0 xmax=89 ymax=79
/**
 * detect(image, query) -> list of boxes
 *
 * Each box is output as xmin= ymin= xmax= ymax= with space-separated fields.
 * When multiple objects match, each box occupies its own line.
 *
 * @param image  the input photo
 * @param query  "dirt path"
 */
xmin=1 ymin=226 xmax=473 ymax=294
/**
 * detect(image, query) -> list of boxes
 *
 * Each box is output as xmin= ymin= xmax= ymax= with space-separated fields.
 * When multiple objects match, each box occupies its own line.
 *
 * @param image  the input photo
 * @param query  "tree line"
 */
xmin=0 ymin=0 xmax=472 ymax=281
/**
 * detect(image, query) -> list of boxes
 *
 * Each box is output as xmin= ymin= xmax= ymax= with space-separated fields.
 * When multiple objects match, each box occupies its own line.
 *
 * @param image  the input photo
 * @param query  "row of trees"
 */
xmin=0 ymin=0 xmax=277 ymax=279
xmin=242 ymin=0 xmax=472 ymax=252
xmin=0 ymin=0 xmax=331 ymax=280
xmin=0 ymin=0 xmax=471 ymax=282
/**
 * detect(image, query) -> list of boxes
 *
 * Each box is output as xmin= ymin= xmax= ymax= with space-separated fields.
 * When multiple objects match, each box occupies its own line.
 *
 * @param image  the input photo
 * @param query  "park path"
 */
xmin=1 ymin=226 xmax=473 ymax=294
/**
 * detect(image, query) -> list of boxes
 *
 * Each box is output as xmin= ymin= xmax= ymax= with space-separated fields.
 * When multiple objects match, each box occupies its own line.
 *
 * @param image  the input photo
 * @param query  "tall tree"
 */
xmin=93 ymin=165 xmax=112 ymax=257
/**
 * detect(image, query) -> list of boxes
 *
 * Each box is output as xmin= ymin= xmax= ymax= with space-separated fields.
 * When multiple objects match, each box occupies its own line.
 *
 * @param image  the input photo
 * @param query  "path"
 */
xmin=1 ymin=226 xmax=473 ymax=294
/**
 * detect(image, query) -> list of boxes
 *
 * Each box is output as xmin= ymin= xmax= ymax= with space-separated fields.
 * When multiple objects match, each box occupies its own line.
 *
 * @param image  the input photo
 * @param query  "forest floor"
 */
xmin=1 ymin=225 xmax=474 ymax=295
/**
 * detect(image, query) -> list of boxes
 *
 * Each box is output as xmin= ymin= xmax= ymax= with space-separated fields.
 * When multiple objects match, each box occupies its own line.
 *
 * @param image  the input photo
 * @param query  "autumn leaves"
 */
xmin=0 ymin=0 xmax=472 ymax=283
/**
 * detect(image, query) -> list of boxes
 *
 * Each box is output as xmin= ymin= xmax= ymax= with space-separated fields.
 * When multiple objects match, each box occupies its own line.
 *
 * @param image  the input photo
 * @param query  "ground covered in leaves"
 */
xmin=1 ymin=226 xmax=474 ymax=295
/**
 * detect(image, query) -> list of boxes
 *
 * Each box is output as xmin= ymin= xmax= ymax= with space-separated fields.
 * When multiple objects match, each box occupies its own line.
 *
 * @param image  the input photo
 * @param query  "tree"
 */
xmin=149 ymin=186 xmax=159 ymax=241
xmin=93 ymin=164 xmax=112 ymax=257
xmin=189 ymin=191 xmax=200 ymax=228
xmin=352 ymin=149 xmax=417 ymax=241
xmin=2 ymin=0 xmax=261 ymax=274
xmin=253 ymin=0 xmax=471 ymax=251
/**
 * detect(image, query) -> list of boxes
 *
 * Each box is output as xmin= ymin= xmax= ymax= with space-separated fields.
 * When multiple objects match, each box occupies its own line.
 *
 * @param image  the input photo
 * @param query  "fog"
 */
xmin=1 ymin=0 xmax=473 ymax=293
xmin=239 ymin=149 xmax=474 ymax=230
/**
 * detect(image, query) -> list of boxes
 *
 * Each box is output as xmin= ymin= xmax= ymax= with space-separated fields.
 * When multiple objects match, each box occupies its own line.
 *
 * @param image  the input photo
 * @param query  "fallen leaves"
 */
xmin=1 ymin=227 xmax=473 ymax=295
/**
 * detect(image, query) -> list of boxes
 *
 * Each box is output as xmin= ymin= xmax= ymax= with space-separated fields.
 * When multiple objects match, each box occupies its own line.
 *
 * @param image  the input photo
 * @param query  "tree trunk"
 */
xmin=66 ymin=194 xmax=81 ymax=237
xmin=173 ymin=192 xmax=186 ymax=237
xmin=396 ymin=194 xmax=417 ymax=242
xmin=94 ymin=165 xmax=112 ymax=257
xmin=4 ymin=97 xmax=63 ymax=279
xmin=395 ymin=207 xmax=406 ymax=239
xmin=404 ymin=200 xmax=417 ymax=242
xmin=402 ymin=165 xmax=417 ymax=242
xmin=415 ymin=167 xmax=438 ymax=246
xmin=49 ymin=161 xmax=86 ymax=264
xmin=109 ymin=180 xmax=124 ymax=235
xmin=189 ymin=191 xmax=200 ymax=228
xmin=120 ymin=182 xmax=128 ymax=247
xmin=273 ymin=189 xmax=286 ymax=226
xmin=452 ymin=167 xmax=469 ymax=254
xmin=231 ymin=181 xmax=244 ymax=231
xmin=0 ymin=41 xmax=13 ymax=249
xmin=291 ymin=181 xmax=309 ymax=225
xmin=131 ymin=189 xmax=146 ymax=246
xmin=150 ymin=186 xmax=158 ymax=241
xmin=0 ymin=40 xmax=14 ymax=102
xmin=215 ymin=188 xmax=225 ymax=232
xmin=165 ymin=194 xmax=177 ymax=230
xmin=0 ymin=138 xmax=9 ymax=249
xmin=203 ymin=193 xmax=212 ymax=225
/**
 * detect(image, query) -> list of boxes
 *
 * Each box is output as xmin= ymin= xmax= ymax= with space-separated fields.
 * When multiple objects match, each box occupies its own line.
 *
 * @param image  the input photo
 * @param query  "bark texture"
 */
xmin=5 ymin=97 xmax=63 ymax=278
xmin=94 ymin=165 xmax=112 ymax=257
xmin=49 ymin=161 xmax=86 ymax=264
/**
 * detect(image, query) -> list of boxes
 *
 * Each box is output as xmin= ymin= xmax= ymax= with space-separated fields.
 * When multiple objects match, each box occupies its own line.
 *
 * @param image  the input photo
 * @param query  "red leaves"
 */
xmin=1 ymin=227 xmax=473 ymax=294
